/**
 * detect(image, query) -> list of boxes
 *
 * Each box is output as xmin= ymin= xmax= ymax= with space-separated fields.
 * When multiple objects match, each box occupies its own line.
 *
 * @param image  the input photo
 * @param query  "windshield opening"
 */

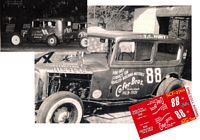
xmin=86 ymin=37 xmax=114 ymax=54
xmin=33 ymin=21 xmax=43 ymax=28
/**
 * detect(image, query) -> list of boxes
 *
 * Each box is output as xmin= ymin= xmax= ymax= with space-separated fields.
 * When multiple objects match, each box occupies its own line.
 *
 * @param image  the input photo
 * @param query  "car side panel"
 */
xmin=87 ymin=64 xmax=183 ymax=101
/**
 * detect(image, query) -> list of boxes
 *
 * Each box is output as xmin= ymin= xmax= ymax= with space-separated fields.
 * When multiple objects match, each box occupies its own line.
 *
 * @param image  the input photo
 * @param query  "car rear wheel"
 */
xmin=156 ymin=77 xmax=184 ymax=96
xmin=37 ymin=91 xmax=83 ymax=123
xmin=80 ymin=37 xmax=88 ymax=48
xmin=11 ymin=34 xmax=21 ymax=46
xmin=47 ymin=35 xmax=57 ymax=47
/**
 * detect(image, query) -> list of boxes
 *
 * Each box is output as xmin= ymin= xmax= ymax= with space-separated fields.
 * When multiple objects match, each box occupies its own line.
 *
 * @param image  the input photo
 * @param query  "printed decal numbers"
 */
xmin=174 ymin=109 xmax=186 ymax=119
xmin=146 ymin=68 xmax=161 ymax=83
xmin=171 ymin=96 xmax=180 ymax=107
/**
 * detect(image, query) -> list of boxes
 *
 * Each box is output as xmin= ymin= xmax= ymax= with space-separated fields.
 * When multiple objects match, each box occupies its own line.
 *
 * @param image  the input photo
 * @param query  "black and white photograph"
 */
xmin=34 ymin=5 xmax=192 ymax=123
xmin=1 ymin=0 xmax=87 ymax=52
xmin=1 ymin=0 xmax=200 ymax=140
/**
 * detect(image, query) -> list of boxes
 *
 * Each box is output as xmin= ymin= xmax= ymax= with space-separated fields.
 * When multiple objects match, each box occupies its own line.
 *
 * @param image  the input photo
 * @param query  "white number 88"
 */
xmin=146 ymin=68 xmax=161 ymax=83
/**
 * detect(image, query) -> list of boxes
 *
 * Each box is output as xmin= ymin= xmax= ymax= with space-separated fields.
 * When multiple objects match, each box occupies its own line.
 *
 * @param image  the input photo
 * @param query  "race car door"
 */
xmin=109 ymin=39 xmax=160 ymax=100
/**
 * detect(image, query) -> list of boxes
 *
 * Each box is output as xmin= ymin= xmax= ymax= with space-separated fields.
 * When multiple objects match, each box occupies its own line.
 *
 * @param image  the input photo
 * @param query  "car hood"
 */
xmin=35 ymin=53 xmax=109 ymax=74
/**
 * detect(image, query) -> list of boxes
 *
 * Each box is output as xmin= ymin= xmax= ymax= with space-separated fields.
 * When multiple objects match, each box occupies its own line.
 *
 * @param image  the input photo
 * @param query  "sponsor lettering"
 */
xmin=115 ymin=77 xmax=143 ymax=97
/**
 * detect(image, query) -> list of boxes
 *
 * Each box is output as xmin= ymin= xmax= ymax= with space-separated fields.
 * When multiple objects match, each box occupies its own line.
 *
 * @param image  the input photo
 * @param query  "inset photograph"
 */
xmin=1 ymin=0 xmax=87 ymax=52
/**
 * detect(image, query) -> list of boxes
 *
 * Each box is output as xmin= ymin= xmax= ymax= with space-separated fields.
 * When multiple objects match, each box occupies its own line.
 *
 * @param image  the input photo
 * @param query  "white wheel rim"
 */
xmin=45 ymin=98 xmax=83 ymax=123
xmin=81 ymin=38 xmax=88 ymax=48
xmin=11 ymin=35 xmax=20 ymax=45
xmin=49 ymin=38 xmax=55 ymax=44
xmin=78 ymin=32 xmax=87 ymax=38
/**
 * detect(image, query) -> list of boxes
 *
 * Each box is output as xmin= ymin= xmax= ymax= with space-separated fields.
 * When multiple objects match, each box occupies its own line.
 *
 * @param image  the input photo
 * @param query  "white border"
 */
xmin=0 ymin=1 xmax=200 ymax=140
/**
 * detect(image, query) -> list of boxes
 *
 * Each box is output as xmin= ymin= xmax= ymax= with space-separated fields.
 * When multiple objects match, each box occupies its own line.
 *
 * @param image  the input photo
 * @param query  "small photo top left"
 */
xmin=1 ymin=0 xmax=87 ymax=52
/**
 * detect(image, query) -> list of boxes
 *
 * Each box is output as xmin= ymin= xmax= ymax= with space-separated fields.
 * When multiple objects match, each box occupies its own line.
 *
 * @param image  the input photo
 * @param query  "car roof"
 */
xmin=88 ymin=29 xmax=182 ymax=42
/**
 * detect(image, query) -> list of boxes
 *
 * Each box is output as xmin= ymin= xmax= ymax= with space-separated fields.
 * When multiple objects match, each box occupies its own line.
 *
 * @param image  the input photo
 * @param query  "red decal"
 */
xmin=129 ymin=87 xmax=198 ymax=139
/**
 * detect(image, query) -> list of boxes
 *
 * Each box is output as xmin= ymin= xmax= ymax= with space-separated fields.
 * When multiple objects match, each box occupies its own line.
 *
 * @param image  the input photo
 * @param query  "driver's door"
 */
xmin=108 ymin=39 xmax=159 ymax=100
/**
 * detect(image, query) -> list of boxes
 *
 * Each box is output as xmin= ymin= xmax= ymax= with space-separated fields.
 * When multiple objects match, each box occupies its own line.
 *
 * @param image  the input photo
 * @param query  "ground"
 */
xmin=83 ymin=111 xmax=132 ymax=123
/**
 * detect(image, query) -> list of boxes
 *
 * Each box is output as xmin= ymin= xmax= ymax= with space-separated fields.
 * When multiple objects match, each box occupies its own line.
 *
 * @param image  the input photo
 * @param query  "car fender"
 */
xmin=151 ymin=72 xmax=180 ymax=95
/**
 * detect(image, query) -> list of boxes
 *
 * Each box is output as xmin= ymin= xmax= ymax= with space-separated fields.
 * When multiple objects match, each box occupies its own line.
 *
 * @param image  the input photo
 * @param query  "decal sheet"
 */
xmin=129 ymin=87 xmax=198 ymax=139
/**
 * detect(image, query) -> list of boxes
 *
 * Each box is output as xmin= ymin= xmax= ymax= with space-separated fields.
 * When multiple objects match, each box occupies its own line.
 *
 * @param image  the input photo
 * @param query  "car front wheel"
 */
xmin=11 ymin=34 xmax=21 ymax=46
xmin=47 ymin=35 xmax=58 ymax=47
xmin=36 ymin=91 xmax=83 ymax=123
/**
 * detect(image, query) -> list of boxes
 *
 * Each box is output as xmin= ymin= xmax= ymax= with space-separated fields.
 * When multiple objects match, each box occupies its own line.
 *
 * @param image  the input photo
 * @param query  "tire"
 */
xmin=47 ymin=35 xmax=57 ymax=47
xmin=78 ymin=31 xmax=87 ymax=38
xmin=11 ymin=34 xmax=21 ymax=46
xmin=156 ymin=77 xmax=184 ymax=96
xmin=37 ymin=91 xmax=83 ymax=123
xmin=80 ymin=37 xmax=88 ymax=48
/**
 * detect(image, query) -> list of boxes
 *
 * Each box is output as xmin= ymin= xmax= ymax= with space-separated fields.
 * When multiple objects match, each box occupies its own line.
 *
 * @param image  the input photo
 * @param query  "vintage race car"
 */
xmin=35 ymin=31 xmax=188 ymax=123
xmin=10 ymin=18 xmax=79 ymax=47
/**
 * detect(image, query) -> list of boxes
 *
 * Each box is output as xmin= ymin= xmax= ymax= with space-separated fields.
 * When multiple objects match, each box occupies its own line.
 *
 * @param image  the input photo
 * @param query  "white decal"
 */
xmin=111 ymin=69 xmax=134 ymax=84
xmin=147 ymin=97 xmax=164 ymax=106
xmin=158 ymin=118 xmax=174 ymax=130
xmin=132 ymin=107 xmax=147 ymax=115
xmin=42 ymin=29 xmax=48 ymax=35
xmin=111 ymin=69 xmax=144 ymax=85
xmin=148 ymin=97 xmax=168 ymax=115
xmin=155 ymin=113 xmax=170 ymax=124
xmin=155 ymin=113 xmax=175 ymax=130
xmin=146 ymin=68 xmax=154 ymax=83
xmin=171 ymin=96 xmax=180 ymax=107
xmin=139 ymin=126 xmax=154 ymax=134
xmin=174 ymin=109 xmax=186 ymax=119
xmin=133 ymin=72 xmax=145 ymax=77
xmin=115 ymin=77 xmax=143 ymax=97
xmin=146 ymin=68 xmax=161 ymax=84
xmin=155 ymin=68 xmax=161 ymax=82
xmin=152 ymin=104 xmax=168 ymax=115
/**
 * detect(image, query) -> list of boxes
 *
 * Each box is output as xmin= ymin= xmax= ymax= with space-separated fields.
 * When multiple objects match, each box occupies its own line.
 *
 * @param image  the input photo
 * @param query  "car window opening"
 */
xmin=116 ymin=41 xmax=153 ymax=62
xmin=156 ymin=43 xmax=179 ymax=61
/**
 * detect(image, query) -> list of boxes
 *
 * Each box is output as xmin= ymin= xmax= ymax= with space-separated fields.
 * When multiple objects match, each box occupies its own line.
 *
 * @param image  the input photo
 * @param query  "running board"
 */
xmin=82 ymin=98 xmax=152 ymax=106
